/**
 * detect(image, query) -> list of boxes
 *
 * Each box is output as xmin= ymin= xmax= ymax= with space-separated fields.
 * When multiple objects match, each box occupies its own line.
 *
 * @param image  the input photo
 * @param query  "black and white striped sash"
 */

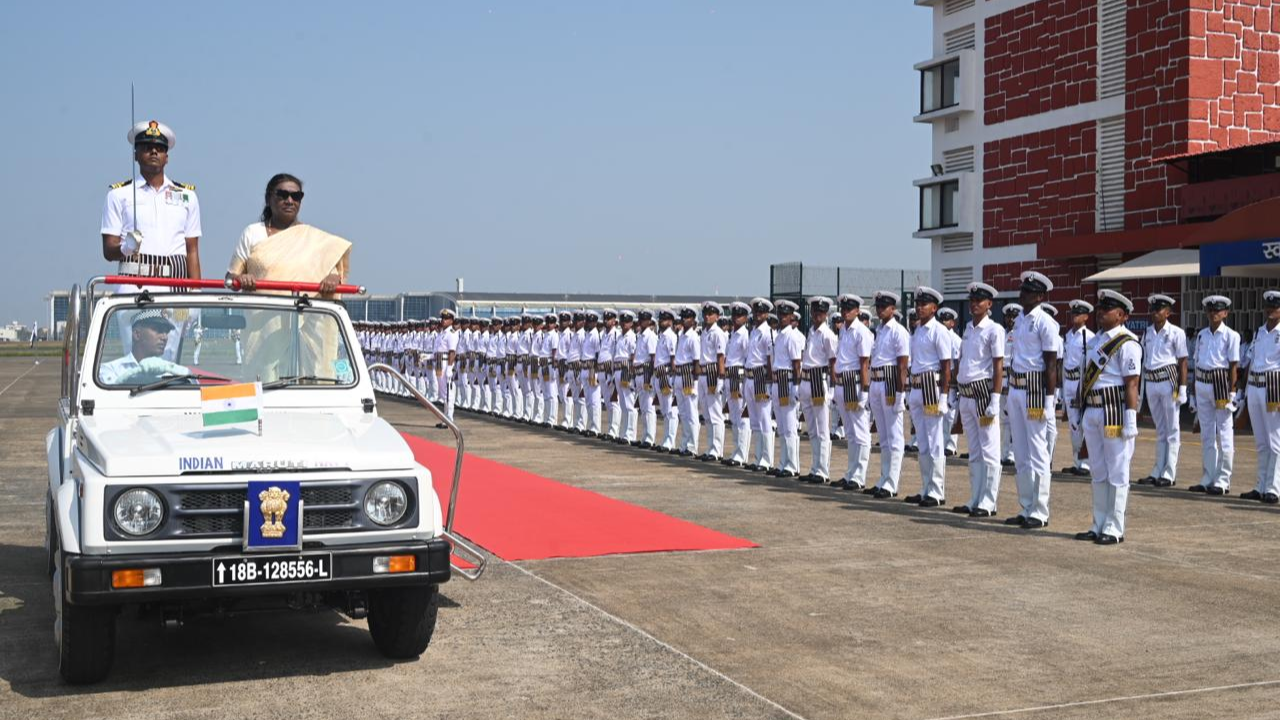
xmin=702 ymin=362 xmax=720 ymax=391
xmin=1010 ymin=370 xmax=1047 ymax=419
xmin=1248 ymin=371 xmax=1280 ymax=411
xmin=911 ymin=370 xmax=941 ymax=415
xmin=838 ymin=370 xmax=862 ymax=409
xmin=774 ymin=368 xmax=793 ymax=406
xmin=805 ymin=367 xmax=828 ymax=404
xmin=1086 ymin=386 xmax=1126 ymax=438
xmin=751 ymin=366 xmax=771 ymax=400
xmin=871 ymin=365 xmax=900 ymax=403
xmin=727 ymin=366 xmax=745 ymax=399
xmin=1195 ymin=367 xmax=1231 ymax=408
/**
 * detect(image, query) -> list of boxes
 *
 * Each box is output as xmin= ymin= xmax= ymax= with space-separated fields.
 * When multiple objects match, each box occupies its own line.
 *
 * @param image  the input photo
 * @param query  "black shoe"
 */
xmin=586 ymin=431 xmax=599 ymax=438
xmin=844 ymin=482 xmax=865 ymax=491
xmin=830 ymin=433 xmax=841 ymax=441
xmin=745 ymin=463 xmax=759 ymax=471
xmin=1001 ymin=459 xmax=1015 ymax=467
xmin=904 ymin=494 xmax=923 ymax=504
xmin=1022 ymin=518 xmax=1047 ymax=529
xmin=1074 ymin=531 xmax=1099 ymax=541
xmin=542 ymin=422 xmax=553 ymax=429
xmin=830 ymin=479 xmax=851 ymax=490
xmin=945 ymin=449 xmax=956 ymax=457
xmin=755 ymin=466 xmax=772 ymax=473
xmin=959 ymin=452 xmax=970 ymax=460
xmin=1095 ymin=534 xmax=1122 ymax=545
xmin=780 ymin=470 xmax=800 ymax=478
xmin=969 ymin=508 xmax=994 ymax=518
xmin=1241 ymin=490 xmax=1263 ymax=500
xmin=435 ymin=422 xmax=448 ymax=429
xmin=905 ymin=444 xmax=918 ymax=453
xmin=677 ymin=449 xmax=694 ymax=457
xmin=656 ymin=446 xmax=671 ymax=453
xmin=615 ymin=438 xmax=630 ymax=445
xmin=1265 ymin=493 xmax=1279 ymax=504
xmin=809 ymin=475 xmax=828 ymax=484
xmin=862 ymin=485 xmax=879 ymax=495
xmin=1189 ymin=484 xmax=1207 ymax=493
xmin=1151 ymin=478 xmax=1175 ymax=488
xmin=766 ymin=468 xmax=781 ymax=477
xmin=872 ymin=488 xmax=895 ymax=499
xmin=1136 ymin=476 xmax=1154 ymax=485
xmin=919 ymin=497 xmax=942 ymax=508
xmin=1004 ymin=515 xmax=1027 ymax=526
xmin=951 ymin=505 xmax=972 ymax=514
xmin=1206 ymin=486 xmax=1228 ymax=496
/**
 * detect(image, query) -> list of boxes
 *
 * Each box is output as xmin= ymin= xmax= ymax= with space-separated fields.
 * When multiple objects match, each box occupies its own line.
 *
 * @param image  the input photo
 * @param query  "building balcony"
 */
xmin=913 ymin=50 xmax=976 ymax=124
xmin=913 ymin=171 xmax=975 ymax=239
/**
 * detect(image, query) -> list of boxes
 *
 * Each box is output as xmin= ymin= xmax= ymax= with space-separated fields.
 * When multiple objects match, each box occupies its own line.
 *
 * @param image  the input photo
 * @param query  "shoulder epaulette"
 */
xmin=109 ymin=179 xmax=133 ymax=189
xmin=171 ymin=181 xmax=196 ymax=191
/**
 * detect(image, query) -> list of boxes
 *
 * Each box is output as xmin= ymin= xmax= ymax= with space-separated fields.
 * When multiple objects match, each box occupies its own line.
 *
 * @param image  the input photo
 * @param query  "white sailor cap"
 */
xmin=1018 ymin=270 xmax=1053 ymax=294
xmin=914 ymin=286 xmax=943 ymax=305
xmin=729 ymin=301 xmax=751 ymax=316
xmin=807 ymin=296 xmax=833 ymax=313
xmin=132 ymin=308 xmax=175 ymax=331
xmin=858 ymin=311 xmax=871 ymax=321
xmin=1098 ymin=289 xmax=1133 ymax=313
xmin=967 ymin=282 xmax=998 ymax=301
xmin=1148 ymin=293 xmax=1176 ymax=309
xmin=701 ymin=301 xmax=723 ymax=315
xmin=637 ymin=308 xmax=654 ymax=320
xmin=837 ymin=293 xmax=864 ymax=309
xmin=874 ymin=290 xmax=900 ymax=306
xmin=128 ymin=120 xmax=175 ymax=149
xmin=750 ymin=297 xmax=774 ymax=313
xmin=1039 ymin=303 xmax=1058 ymax=317
xmin=440 ymin=308 xmax=456 ymax=319
xmin=619 ymin=309 xmax=636 ymax=322
xmin=585 ymin=309 xmax=601 ymax=321
xmin=775 ymin=299 xmax=799 ymax=315
xmin=937 ymin=307 xmax=958 ymax=320
xmin=678 ymin=305 xmax=698 ymax=319
xmin=1002 ymin=303 xmax=1023 ymax=316
xmin=602 ymin=308 xmax=618 ymax=320
xmin=657 ymin=308 xmax=675 ymax=321
xmin=1266 ymin=291 xmax=1280 ymax=307
xmin=1202 ymin=295 xmax=1232 ymax=311
xmin=1068 ymin=299 xmax=1094 ymax=314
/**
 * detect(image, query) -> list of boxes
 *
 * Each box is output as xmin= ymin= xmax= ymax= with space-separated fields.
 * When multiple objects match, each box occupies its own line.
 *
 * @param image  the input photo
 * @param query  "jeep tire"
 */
xmin=367 ymin=584 xmax=438 ymax=659
xmin=54 ymin=531 xmax=117 ymax=684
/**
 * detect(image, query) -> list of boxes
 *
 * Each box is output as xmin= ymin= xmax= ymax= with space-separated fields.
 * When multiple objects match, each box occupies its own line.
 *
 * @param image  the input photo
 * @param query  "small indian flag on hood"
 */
xmin=201 ymin=382 xmax=262 ymax=428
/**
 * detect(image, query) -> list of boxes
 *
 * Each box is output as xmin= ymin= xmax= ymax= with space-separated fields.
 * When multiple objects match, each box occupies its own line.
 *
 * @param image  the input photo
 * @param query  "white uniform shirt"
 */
xmin=597 ymin=326 xmax=618 ymax=364
xmin=582 ymin=328 xmax=601 ymax=363
xmin=98 ymin=354 xmax=143 ymax=384
xmin=101 ymin=175 xmax=202 ymax=257
xmin=635 ymin=327 xmax=658 ymax=365
xmin=675 ymin=327 xmax=700 ymax=365
xmin=700 ymin=325 xmax=728 ymax=365
xmin=614 ymin=329 xmax=636 ymax=363
xmin=802 ymin=324 xmax=837 ymax=369
xmin=435 ymin=326 xmax=458 ymax=360
xmin=657 ymin=327 xmax=678 ymax=366
xmin=564 ymin=329 xmax=580 ymax=362
xmin=1063 ymin=326 xmax=1095 ymax=371
xmin=747 ymin=323 xmax=775 ymax=369
xmin=835 ymin=321 xmax=873 ymax=374
xmin=909 ymin=318 xmax=951 ymax=373
xmin=1142 ymin=322 xmax=1188 ymax=370
xmin=1194 ymin=324 xmax=1241 ymax=370
xmin=544 ymin=328 xmax=560 ymax=359
xmin=772 ymin=326 xmax=805 ymax=371
xmin=1010 ymin=305 xmax=1060 ymax=373
xmin=871 ymin=318 xmax=910 ymax=368
xmin=1250 ymin=323 xmax=1280 ymax=372
xmin=1086 ymin=327 xmax=1141 ymax=388
xmin=958 ymin=315 xmax=1006 ymax=384
xmin=726 ymin=325 xmax=751 ymax=368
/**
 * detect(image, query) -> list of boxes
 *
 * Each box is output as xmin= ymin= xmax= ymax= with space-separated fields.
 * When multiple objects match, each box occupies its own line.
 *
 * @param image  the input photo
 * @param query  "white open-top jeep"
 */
xmin=47 ymin=276 xmax=485 ymax=683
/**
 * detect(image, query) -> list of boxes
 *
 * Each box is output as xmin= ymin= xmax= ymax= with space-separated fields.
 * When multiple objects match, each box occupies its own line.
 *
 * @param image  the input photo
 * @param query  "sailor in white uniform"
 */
xmin=745 ymin=299 xmax=776 ymax=472
xmin=722 ymin=302 xmax=754 ymax=467
xmin=867 ymin=292 xmax=911 ymax=499
xmin=612 ymin=311 xmax=639 ymax=443
xmin=1139 ymin=294 xmax=1189 ymax=487
xmin=695 ymin=303 xmax=729 ymax=461
xmin=1000 ymin=304 xmax=1021 ymax=466
xmin=1242 ymin=290 xmax=1280 ymax=505
xmin=832 ymin=294 xmax=873 ymax=490
xmin=633 ymin=310 xmax=660 ymax=448
xmin=1004 ymin=271 xmax=1059 ymax=530
xmin=434 ymin=309 xmax=459 ymax=425
xmin=904 ymin=287 xmax=952 ymax=506
xmin=1074 ymin=290 xmax=1142 ymax=545
xmin=655 ymin=309 xmax=681 ymax=452
xmin=1061 ymin=300 xmax=1095 ymax=477
xmin=580 ymin=311 xmax=604 ymax=437
xmin=1190 ymin=295 xmax=1240 ymax=495
xmin=799 ymin=297 xmax=838 ymax=482
xmin=674 ymin=306 xmax=702 ymax=456
xmin=937 ymin=307 xmax=963 ymax=456
xmin=953 ymin=282 xmax=1005 ymax=517
xmin=768 ymin=301 xmax=805 ymax=478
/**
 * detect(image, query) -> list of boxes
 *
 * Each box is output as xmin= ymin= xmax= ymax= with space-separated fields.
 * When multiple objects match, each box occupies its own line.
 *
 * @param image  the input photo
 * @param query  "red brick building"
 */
xmin=914 ymin=0 xmax=1280 ymax=331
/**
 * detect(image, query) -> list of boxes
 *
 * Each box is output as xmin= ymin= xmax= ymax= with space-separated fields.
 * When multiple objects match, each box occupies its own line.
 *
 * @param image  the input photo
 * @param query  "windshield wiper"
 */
xmin=128 ymin=374 xmax=196 ymax=397
xmin=262 ymin=375 xmax=342 ymax=390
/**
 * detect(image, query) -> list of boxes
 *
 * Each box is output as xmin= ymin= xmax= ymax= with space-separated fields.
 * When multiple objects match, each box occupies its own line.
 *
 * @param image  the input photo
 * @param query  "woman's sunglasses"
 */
xmin=273 ymin=189 xmax=305 ymax=202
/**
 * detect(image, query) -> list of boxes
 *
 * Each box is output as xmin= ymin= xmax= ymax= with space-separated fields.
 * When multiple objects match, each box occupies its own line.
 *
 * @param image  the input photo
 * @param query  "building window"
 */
xmin=920 ymin=59 xmax=960 ymax=114
xmin=919 ymin=180 xmax=960 ymax=231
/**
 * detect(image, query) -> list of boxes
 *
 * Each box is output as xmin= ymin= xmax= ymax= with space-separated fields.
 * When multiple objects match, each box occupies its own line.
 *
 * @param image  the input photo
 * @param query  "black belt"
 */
xmin=1195 ymin=367 xmax=1232 ymax=407
xmin=1063 ymin=368 xmax=1081 ymax=381
xmin=1009 ymin=370 xmax=1047 ymax=417
xmin=1143 ymin=365 xmax=1177 ymax=385
xmin=1249 ymin=371 xmax=1280 ymax=410
xmin=1085 ymin=386 xmax=1126 ymax=437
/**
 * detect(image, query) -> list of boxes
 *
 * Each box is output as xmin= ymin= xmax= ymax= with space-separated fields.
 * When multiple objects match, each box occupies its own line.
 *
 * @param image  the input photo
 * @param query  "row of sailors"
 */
xmin=356 ymin=271 xmax=1280 ymax=545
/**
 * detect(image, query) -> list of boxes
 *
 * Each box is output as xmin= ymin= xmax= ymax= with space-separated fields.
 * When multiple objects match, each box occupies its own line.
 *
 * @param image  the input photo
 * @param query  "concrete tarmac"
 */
xmin=2 ymin=358 xmax=1278 ymax=719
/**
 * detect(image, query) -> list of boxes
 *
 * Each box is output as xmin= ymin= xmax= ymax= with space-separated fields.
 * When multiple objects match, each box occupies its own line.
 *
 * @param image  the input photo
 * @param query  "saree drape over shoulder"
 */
xmin=241 ymin=225 xmax=354 ymax=381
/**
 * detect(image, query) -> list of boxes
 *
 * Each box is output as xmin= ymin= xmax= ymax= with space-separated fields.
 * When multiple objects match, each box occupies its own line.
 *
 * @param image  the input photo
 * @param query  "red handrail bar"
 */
xmin=103 ymin=276 xmax=366 ymax=295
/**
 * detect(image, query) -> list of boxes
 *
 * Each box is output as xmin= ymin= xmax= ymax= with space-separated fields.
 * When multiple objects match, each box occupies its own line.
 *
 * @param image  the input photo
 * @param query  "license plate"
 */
xmin=211 ymin=553 xmax=333 ymax=587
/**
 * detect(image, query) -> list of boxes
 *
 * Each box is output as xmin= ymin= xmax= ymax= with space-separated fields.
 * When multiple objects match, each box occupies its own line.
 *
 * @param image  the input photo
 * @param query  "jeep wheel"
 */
xmin=52 ymin=531 xmax=117 ymax=684
xmin=367 ymin=585 xmax=438 ymax=659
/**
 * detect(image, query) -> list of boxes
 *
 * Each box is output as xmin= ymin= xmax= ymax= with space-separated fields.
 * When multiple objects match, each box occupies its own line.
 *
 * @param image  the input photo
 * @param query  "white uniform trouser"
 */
xmin=907 ymin=386 xmax=946 ymax=501
xmin=771 ymin=377 xmax=800 ymax=473
xmin=943 ymin=390 xmax=959 ymax=454
xmin=1194 ymin=378 xmax=1234 ymax=489
xmin=598 ymin=368 xmax=617 ymax=435
xmin=745 ymin=376 xmax=775 ymax=469
xmin=436 ymin=366 xmax=455 ymax=421
xmin=799 ymin=378 xmax=831 ymax=478
xmin=834 ymin=385 xmax=870 ymax=486
xmin=583 ymin=368 xmax=603 ymax=433
xmin=1246 ymin=383 xmax=1280 ymax=496
xmin=1146 ymin=380 xmax=1180 ymax=482
xmin=659 ymin=381 xmax=679 ymax=449
xmin=506 ymin=366 xmax=523 ymax=418
xmin=698 ymin=374 xmax=725 ymax=458
xmin=575 ymin=368 xmax=590 ymax=431
xmin=959 ymin=395 xmax=1000 ymax=512
xmin=1008 ymin=387 xmax=1052 ymax=522
xmin=1063 ymin=377 xmax=1090 ymax=471
xmin=541 ymin=372 xmax=558 ymax=426
xmin=727 ymin=373 xmax=752 ymax=463
xmin=869 ymin=380 xmax=904 ymax=492
xmin=638 ymin=378 xmax=657 ymax=445
xmin=616 ymin=370 xmax=638 ymax=442
xmin=676 ymin=374 xmax=700 ymax=453
xmin=1082 ymin=406 xmax=1132 ymax=538
xmin=524 ymin=368 xmax=538 ymax=422
xmin=1000 ymin=394 xmax=1014 ymax=462
xmin=560 ymin=369 xmax=576 ymax=428
xmin=458 ymin=366 xmax=471 ymax=408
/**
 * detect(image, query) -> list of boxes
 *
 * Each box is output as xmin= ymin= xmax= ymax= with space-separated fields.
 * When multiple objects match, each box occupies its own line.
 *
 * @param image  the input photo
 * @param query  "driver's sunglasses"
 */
xmin=273 ymin=189 xmax=305 ymax=202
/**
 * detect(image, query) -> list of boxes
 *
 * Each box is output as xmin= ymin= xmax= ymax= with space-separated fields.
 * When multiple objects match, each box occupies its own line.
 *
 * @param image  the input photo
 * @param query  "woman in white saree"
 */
xmin=227 ymin=174 xmax=353 ymax=381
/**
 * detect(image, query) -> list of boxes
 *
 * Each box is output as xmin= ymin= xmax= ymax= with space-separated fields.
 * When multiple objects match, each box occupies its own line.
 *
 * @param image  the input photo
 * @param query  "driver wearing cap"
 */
xmin=99 ymin=310 xmax=189 ymax=384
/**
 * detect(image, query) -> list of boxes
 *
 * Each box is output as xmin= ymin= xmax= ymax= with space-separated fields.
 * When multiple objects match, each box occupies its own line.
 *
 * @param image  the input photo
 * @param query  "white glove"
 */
xmin=120 ymin=231 xmax=141 ymax=257
xmin=1187 ymin=399 xmax=1197 ymax=414
xmin=1177 ymin=385 xmax=1188 ymax=406
xmin=139 ymin=357 xmax=189 ymax=376
xmin=1054 ymin=388 xmax=1063 ymax=406
xmin=1234 ymin=391 xmax=1248 ymax=418
xmin=1122 ymin=408 xmax=1138 ymax=439
xmin=1225 ymin=390 xmax=1241 ymax=414
xmin=893 ymin=391 xmax=906 ymax=414
xmin=1043 ymin=394 xmax=1056 ymax=419
xmin=936 ymin=395 xmax=949 ymax=416
xmin=984 ymin=392 xmax=1000 ymax=418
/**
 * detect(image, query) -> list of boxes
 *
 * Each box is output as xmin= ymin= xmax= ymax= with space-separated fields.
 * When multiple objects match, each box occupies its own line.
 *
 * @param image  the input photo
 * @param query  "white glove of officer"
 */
xmin=1225 ymin=390 xmax=1241 ymax=414
xmin=984 ymin=392 xmax=1000 ymax=418
xmin=1043 ymin=394 xmax=1056 ymax=420
xmin=120 ymin=231 xmax=141 ymax=258
xmin=139 ymin=357 xmax=190 ymax=376
xmin=1177 ymin=385 xmax=1188 ymax=406
xmin=936 ymin=394 xmax=949 ymax=416
xmin=1122 ymin=408 xmax=1138 ymax=439
xmin=1054 ymin=388 xmax=1063 ymax=407
xmin=893 ymin=390 xmax=906 ymax=414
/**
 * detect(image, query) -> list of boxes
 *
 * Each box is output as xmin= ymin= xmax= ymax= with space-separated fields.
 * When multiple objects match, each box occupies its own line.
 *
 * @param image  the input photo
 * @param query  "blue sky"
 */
xmin=0 ymin=1 xmax=929 ymax=325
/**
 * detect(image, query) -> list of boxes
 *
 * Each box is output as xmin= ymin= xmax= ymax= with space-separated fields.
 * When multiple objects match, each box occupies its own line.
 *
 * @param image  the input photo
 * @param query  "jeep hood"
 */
xmin=77 ymin=411 xmax=416 ymax=477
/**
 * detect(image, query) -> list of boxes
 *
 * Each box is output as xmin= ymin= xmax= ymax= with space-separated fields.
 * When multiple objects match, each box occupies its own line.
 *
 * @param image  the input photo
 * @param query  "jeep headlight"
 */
xmin=113 ymin=488 xmax=165 ymax=536
xmin=364 ymin=481 xmax=409 ymax=526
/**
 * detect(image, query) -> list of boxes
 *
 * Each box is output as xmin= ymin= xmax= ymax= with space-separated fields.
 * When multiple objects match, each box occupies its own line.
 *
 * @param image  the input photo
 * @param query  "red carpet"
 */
xmin=402 ymin=433 xmax=757 ymax=561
